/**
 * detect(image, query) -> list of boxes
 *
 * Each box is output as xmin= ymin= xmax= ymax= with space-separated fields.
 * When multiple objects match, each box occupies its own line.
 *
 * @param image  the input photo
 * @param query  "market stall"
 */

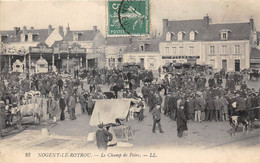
xmin=90 ymin=99 xmax=136 ymax=143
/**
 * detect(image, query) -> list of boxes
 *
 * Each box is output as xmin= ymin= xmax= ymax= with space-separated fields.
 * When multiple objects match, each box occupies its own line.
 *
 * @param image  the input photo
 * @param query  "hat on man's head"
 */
xmin=98 ymin=123 xmax=104 ymax=129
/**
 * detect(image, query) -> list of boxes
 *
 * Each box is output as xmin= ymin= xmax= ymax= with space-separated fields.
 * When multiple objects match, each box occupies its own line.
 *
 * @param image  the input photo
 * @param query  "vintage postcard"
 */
xmin=0 ymin=0 xmax=260 ymax=163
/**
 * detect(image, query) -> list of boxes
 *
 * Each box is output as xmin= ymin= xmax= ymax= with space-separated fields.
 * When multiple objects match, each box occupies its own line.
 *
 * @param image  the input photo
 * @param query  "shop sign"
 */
xmin=162 ymin=56 xmax=200 ymax=59
xmin=29 ymin=47 xmax=53 ymax=53
xmin=70 ymin=48 xmax=86 ymax=54
xmin=5 ymin=47 xmax=27 ymax=55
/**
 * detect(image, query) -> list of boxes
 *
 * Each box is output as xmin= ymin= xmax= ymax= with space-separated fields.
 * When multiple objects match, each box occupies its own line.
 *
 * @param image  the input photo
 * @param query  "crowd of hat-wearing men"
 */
xmin=1 ymin=66 xmax=260 ymax=137
xmin=0 ymin=66 xmax=154 ymax=124
xmin=143 ymin=69 xmax=260 ymax=124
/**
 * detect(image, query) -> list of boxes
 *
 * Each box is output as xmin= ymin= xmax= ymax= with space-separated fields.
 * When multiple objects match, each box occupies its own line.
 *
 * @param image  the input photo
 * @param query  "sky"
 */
xmin=0 ymin=0 xmax=260 ymax=35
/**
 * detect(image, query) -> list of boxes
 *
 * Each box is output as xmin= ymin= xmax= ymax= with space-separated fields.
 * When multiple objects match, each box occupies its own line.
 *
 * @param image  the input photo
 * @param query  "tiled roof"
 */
xmin=106 ymin=37 xmax=132 ymax=45
xmin=63 ymin=30 xmax=97 ymax=41
xmin=162 ymin=18 xmax=251 ymax=42
xmin=201 ymin=23 xmax=251 ymax=41
xmin=163 ymin=19 xmax=205 ymax=41
xmin=0 ymin=28 xmax=54 ymax=43
xmin=250 ymin=48 xmax=260 ymax=58
xmin=125 ymin=38 xmax=160 ymax=53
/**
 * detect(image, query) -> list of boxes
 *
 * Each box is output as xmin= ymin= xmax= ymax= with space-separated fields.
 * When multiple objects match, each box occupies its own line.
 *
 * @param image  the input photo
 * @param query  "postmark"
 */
xmin=107 ymin=0 xmax=150 ymax=36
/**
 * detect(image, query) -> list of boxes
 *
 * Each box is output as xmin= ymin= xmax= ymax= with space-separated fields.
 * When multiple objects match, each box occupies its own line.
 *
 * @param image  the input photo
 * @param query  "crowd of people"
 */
xmin=0 ymin=66 xmax=153 ymax=125
xmin=1 ymin=65 xmax=260 ymax=140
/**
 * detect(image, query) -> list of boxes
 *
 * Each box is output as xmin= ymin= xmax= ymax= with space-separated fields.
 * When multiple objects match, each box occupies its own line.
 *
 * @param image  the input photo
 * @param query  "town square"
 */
xmin=0 ymin=0 xmax=260 ymax=162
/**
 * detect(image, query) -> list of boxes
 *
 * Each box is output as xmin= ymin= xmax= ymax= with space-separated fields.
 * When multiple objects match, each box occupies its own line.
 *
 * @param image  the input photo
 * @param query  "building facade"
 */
xmin=160 ymin=15 xmax=258 ymax=71
xmin=0 ymin=25 xmax=63 ymax=74
xmin=105 ymin=37 xmax=132 ymax=69
xmin=123 ymin=37 xmax=160 ymax=70
xmin=0 ymin=25 xmax=106 ymax=75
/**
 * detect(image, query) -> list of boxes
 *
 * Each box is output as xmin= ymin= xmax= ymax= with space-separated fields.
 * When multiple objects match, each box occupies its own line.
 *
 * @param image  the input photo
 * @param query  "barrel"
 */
xmin=0 ymin=101 xmax=6 ymax=130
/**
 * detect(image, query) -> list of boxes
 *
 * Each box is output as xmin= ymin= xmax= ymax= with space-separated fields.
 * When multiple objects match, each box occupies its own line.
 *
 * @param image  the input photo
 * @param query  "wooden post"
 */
xmin=8 ymin=55 xmax=11 ymax=72
xmin=66 ymin=55 xmax=69 ymax=73
xmin=52 ymin=53 xmax=55 ymax=72
xmin=80 ymin=57 xmax=82 ymax=68
xmin=28 ymin=53 xmax=31 ymax=89
xmin=23 ymin=54 xmax=26 ymax=73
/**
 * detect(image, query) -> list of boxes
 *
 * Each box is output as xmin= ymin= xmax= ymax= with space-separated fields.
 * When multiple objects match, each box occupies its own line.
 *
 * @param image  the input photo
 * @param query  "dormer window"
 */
xmin=190 ymin=31 xmax=198 ymax=41
xmin=220 ymin=29 xmax=231 ymax=40
xmin=73 ymin=34 xmax=79 ymax=41
xmin=166 ymin=32 xmax=174 ymax=41
xmin=140 ymin=45 xmax=144 ymax=52
xmin=178 ymin=31 xmax=185 ymax=41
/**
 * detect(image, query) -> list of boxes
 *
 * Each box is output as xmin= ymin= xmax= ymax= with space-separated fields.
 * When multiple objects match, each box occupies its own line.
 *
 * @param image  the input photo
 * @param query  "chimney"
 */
xmin=250 ymin=17 xmax=254 ymax=30
xmin=23 ymin=26 xmax=27 ymax=34
xmin=203 ymin=14 xmax=210 ymax=29
xmin=163 ymin=19 xmax=168 ymax=34
xmin=58 ymin=25 xmax=64 ymax=37
xmin=65 ymin=23 xmax=70 ymax=35
xmin=14 ymin=27 xmax=20 ymax=35
xmin=48 ymin=24 xmax=53 ymax=35
xmin=93 ymin=26 xmax=97 ymax=34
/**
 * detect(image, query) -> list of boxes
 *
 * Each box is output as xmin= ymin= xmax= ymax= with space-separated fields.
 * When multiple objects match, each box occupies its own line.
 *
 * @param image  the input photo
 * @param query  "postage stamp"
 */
xmin=107 ymin=0 xmax=150 ymax=36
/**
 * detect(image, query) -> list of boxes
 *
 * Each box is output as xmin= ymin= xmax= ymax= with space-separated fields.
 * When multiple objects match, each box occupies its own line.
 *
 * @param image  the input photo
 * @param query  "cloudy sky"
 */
xmin=0 ymin=0 xmax=260 ymax=35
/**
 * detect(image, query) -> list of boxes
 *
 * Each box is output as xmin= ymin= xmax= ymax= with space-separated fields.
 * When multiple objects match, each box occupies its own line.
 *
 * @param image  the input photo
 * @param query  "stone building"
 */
xmin=161 ymin=15 xmax=258 ymax=71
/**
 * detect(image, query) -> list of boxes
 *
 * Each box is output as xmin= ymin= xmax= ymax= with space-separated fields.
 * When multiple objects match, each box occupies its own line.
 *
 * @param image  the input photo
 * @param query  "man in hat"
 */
xmin=96 ymin=123 xmax=113 ymax=150
xmin=68 ymin=93 xmax=77 ymax=120
xmin=177 ymin=103 xmax=188 ymax=138
xmin=151 ymin=105 xmax=164 ymax=133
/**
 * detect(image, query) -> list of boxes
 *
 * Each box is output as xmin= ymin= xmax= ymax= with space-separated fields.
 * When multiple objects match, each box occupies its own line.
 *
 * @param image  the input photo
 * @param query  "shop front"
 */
xmin=53 ymin=41 xmax=87 ymax=73
xmin=161 ymin=55 xmax=200 ymax=65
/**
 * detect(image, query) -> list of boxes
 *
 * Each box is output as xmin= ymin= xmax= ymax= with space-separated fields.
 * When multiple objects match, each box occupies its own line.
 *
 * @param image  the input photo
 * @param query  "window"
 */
xmin=179 ymin=46 xmax=183 ymax=54
xmin=140 ymin=45 xmax=144 ymax=52
xmin=190 ymin=31 xmax=195 ymax=40
xmin=172 ymin=47 xmax=176 ymax=54
xmin=73 ymin=34 xmax=78 ymax=41
xmin=222 ymin=45 xmax=227 ymax=54
xmin=210 ymin=59 xmax=215 ymax=68
xmin=166 ymin=32 xmax=174 ymax=41
xmin=25 ymin=35 xmax=28 ymax=42
xmin=189 ymin=46 xmax=194 ymax=54
xmin=235 ymin=45 xmax=240 ymax=54
xmin=165 ymin=47 xmax=169 ymax=54
xmin=178 ymin=32 xmax=183 ymax=41
xmin=220 ymin=29 xmax=231 ymax=40
xmin=210 ymin=46 xmax=215 ymax=54
xmin=222 ymin=33 xmax=227 ymax=39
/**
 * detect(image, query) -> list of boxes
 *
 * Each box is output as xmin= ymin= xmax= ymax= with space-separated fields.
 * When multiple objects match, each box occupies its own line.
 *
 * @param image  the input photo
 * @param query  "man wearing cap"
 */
xmin=151 ymin=105 xmax=164 ymax=133
xmin=96 ymin=124 xmax=113 ymax=150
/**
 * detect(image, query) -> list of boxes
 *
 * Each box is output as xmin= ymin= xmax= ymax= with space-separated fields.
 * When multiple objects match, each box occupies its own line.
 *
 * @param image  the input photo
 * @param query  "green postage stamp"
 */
xmin=107 ymin=0 xmax=150 ymax=36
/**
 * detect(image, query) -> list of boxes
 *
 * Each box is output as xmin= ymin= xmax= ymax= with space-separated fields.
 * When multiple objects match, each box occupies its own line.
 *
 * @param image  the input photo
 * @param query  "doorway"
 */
xmin=222 ymin=60 xmax=227 ymax=71
xmin=140 ymin=58 xmax=144 ymax=68
xmin=88 ymin=59 xmax=95 ymax=68
xmin=235 ymin=60 xmax=240 ymax=71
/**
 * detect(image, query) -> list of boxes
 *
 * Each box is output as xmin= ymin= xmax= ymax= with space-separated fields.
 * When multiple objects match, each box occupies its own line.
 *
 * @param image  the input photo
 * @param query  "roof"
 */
xmin=162 ymin=18 xmax=252 ymax=42
xmin=106 ymin=37 xmax=132 ymax=45
xmin=201 ymin=23 xmax=251 ymax=41
xmin=250 ymin=48 xmax=260 ymax=58
xmin=63 ymin=30 xmax=97 ymax=41
xmin=0 ymin=28 xmax=54 ymax=43
xmin=163 ymin=19 xmax=205 ymax=41
xmin=125 ymin=38 xmax=160 ymax=53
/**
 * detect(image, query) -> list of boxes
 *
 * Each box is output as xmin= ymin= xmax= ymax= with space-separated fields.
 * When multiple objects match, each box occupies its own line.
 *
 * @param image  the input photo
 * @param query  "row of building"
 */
xmin=1 ymin=15 xmax=260 ymax=74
